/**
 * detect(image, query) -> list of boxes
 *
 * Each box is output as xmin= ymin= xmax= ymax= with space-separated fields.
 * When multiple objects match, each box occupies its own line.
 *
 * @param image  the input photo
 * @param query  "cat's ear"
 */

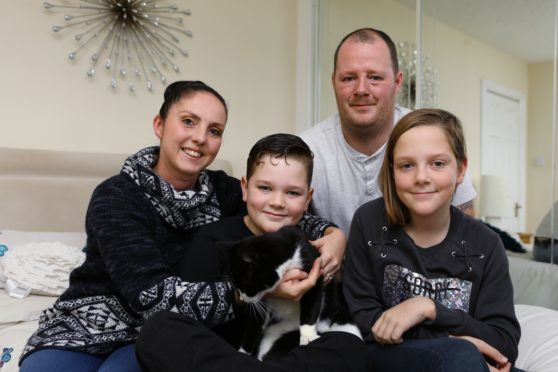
xmin=237 ymin=243 xmax=259 ymax=265
xmin=279 ymin=224 xmax=304 ymax=241
xmin=241 ymin=250 xmax=258 ymax=265
xmin=216 ymin=240 xmax=236 ymax=257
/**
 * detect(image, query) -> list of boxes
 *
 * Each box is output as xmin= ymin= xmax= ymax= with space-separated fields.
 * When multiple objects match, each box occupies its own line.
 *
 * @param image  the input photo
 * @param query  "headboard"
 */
xmin=0 ymin=147 xmax=233 ymax=232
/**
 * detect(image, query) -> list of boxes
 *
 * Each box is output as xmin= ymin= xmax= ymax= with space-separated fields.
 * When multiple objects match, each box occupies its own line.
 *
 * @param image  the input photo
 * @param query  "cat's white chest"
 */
xmin=266 ymin=298 xmax=300 ymax=321
xmin=258 ymin=299 xmax=301 ymax=360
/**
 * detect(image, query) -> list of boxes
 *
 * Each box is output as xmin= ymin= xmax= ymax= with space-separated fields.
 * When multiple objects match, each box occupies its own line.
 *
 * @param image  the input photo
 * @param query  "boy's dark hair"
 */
xmin=333 ymin=27 xmax=399 ymax=75
xmin=246 ymin=133 xmax=314 ymax=186
xmin=158 ymin=80 xmax=228 ymax=119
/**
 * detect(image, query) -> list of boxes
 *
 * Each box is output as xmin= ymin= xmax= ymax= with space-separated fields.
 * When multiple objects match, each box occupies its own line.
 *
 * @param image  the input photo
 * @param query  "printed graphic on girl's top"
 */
xmin=382 ymin=265 xmax=472 ymax=311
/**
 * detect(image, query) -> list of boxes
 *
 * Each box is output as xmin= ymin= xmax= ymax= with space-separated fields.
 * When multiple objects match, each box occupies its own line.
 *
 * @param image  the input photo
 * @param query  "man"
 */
xmin=300 ymin=28 xmax=476 ymax=234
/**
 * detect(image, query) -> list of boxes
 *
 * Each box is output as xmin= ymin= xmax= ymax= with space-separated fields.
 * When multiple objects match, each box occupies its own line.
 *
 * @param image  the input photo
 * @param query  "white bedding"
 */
xmin=0 ymin=293 xmax=56 ymax=371
xmin=0 ymin=238 xmax=557 ymax=371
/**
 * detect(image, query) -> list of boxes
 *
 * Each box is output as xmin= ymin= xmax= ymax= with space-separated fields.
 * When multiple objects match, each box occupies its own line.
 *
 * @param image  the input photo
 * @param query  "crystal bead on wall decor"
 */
xmin=42 ymin=0 xmax=192 ymax=93
xmin=396 ymin=41 xmax=438 ymax=110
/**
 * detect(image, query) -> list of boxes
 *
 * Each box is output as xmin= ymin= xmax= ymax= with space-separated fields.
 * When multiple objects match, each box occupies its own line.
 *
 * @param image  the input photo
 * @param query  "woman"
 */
xmin=19 ymin=81 xmax=344 ymax=372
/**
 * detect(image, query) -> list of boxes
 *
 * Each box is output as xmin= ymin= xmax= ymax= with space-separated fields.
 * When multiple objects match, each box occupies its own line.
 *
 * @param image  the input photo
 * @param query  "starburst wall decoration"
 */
xmin=43 ymin=0 xmax=192 ymax=92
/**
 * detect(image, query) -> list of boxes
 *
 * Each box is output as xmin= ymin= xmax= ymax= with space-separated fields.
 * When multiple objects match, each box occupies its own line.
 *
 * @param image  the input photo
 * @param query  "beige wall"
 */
xmin=0 ymin=0 xmax=298 ymax=178
xmin=3 ymin=0 xmax=556 ymax=233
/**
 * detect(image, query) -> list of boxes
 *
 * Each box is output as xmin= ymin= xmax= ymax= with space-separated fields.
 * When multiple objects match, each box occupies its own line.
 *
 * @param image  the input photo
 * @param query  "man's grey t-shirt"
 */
xmin=300 ymin=107 xmax=477 ymax=235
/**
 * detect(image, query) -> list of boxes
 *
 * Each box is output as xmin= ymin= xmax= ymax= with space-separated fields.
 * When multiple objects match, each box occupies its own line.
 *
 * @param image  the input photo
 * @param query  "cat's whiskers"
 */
xmin=248 ymin=299 xmax=273 ymax=323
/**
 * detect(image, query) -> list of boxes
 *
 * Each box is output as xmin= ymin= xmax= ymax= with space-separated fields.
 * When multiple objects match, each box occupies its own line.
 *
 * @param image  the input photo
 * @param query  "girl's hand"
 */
xmin=453 ymin=335 xmax=511 ymax=372
xmin=309 ymin=227 xmax=346 ymax=280
xmin=268 ymin=259 xmax=321 ymax=301
xmin=372 ymin=297 xmax=436 ymax=344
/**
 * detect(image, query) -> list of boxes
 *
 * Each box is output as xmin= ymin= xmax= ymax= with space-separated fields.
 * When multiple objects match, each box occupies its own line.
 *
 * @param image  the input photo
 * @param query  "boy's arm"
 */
xmin=298 ymin=213 xmax=345 ymax=275
xmin=309 ymin=227 xmax=345 ymax=276
xmin=298 ymin=212 xmax=335 ymax=240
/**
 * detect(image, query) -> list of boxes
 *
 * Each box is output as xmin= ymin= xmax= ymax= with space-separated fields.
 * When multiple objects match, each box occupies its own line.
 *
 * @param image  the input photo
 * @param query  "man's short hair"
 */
xmin=333 ymin=28 xmax=399 ymax=75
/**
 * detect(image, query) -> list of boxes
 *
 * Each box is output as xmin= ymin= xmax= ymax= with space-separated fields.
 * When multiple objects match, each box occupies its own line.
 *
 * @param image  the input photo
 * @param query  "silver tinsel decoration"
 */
xmin=43 ymin=0 xmax=192 ymax=92
xmin=396 ymin=41 xmax=438 ymax=109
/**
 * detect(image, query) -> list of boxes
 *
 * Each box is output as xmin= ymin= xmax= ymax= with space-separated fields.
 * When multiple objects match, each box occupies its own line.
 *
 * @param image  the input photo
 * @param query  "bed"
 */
xmin=0 ymin=147 xmax=557 ymax=372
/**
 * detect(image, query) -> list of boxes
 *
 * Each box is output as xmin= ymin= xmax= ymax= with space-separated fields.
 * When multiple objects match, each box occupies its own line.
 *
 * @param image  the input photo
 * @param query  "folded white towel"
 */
xmin=2 ymin=241 xmax=85 ymax=296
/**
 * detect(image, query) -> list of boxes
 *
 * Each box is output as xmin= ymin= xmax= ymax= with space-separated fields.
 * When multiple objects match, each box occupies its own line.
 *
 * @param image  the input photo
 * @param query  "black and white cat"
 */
xmin=224 ymin=225 xmax=361 ymax=361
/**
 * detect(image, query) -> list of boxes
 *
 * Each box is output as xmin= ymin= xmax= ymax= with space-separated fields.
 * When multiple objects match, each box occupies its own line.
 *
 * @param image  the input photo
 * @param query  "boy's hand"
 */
xmin=310 ymin=227 xmax=346 ymax=280
xmin=268 ymin=259 xmax=321 ymax=301
xmin=372 ymin=297 xmax=436 ymax=344
xmin=453 ymin=335 xmax=511 ymax=372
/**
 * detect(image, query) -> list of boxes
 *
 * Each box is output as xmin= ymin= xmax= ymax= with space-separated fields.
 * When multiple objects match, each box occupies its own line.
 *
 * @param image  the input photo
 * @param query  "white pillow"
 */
xmin=0 ymin=230 xmax=86 ymax=295
xmin=2 ymin=242 xmax=85 ymax=296
xmin=515 ymin=304 xmax=558 ymax=371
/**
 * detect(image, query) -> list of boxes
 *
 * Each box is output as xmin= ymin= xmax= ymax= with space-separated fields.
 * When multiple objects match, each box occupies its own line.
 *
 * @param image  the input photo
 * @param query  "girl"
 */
xmin=343 ymin=108 xmax=521 ymax=372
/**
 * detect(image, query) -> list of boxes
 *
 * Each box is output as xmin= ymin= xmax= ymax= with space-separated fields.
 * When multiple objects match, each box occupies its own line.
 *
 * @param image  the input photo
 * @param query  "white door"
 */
xmin=481 ymin=80 xmax=526 ymax=233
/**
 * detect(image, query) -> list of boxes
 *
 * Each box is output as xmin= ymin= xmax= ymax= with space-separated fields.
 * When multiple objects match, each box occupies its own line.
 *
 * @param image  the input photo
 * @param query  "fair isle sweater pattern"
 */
xmin=122 ymin=146 xmax=221 ymax=230
xmin=23 ymin=278 xmax=233 ymax=356
xmin=20 ymin=148 xmax=240 ymax=360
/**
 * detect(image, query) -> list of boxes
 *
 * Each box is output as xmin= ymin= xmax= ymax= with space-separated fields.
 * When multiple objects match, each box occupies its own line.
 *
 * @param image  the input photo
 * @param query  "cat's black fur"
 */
xmin=223 ymin=225 xmax=361 ymax=361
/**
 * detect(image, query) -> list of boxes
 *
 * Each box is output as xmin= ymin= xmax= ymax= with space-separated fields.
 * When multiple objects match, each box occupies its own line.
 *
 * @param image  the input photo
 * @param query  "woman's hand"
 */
xmin=453 ymin=335 xmax=511 ymax=372
xmin=309 ymin=227 xmax=346 ymax=280
xmin=268 ymin=259 xmax=321 ymax=301
xmin=372 ymin=297 xmax=436 ymax=344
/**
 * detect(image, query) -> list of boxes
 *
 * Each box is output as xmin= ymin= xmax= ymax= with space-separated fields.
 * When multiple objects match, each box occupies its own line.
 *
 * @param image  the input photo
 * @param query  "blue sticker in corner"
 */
xmin=0 ymin=347 xmax=14 ymax=368
xmin=0 ymin=245 xmax=7 ymax=257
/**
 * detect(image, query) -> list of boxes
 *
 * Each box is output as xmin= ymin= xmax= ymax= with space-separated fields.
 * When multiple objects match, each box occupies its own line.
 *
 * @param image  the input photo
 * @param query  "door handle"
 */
xmin=514 ymin=202 xmax=522 ymax=218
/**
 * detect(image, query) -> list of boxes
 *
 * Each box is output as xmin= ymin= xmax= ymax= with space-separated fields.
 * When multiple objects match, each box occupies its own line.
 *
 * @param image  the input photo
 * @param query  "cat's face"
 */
xmin=226 ymin=226 xmax=303 ymax=303
xmin=227 ymin=237 xmax=281 ymax=302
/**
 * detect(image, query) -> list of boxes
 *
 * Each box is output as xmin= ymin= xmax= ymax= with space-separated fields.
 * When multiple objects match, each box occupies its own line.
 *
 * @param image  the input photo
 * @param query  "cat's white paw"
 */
xmin=299 ymin=324 xmax=320 ymax=345
xmin=238 ymin=347 xmax=249 ymax=354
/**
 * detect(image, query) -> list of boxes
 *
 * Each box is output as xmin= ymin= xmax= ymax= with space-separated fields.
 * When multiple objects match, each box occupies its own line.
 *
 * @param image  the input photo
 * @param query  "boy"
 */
xmin=136 ymin=133 xmax=368 ymax=372
xmin=176 ymin=132 xmax=321 ymax=290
